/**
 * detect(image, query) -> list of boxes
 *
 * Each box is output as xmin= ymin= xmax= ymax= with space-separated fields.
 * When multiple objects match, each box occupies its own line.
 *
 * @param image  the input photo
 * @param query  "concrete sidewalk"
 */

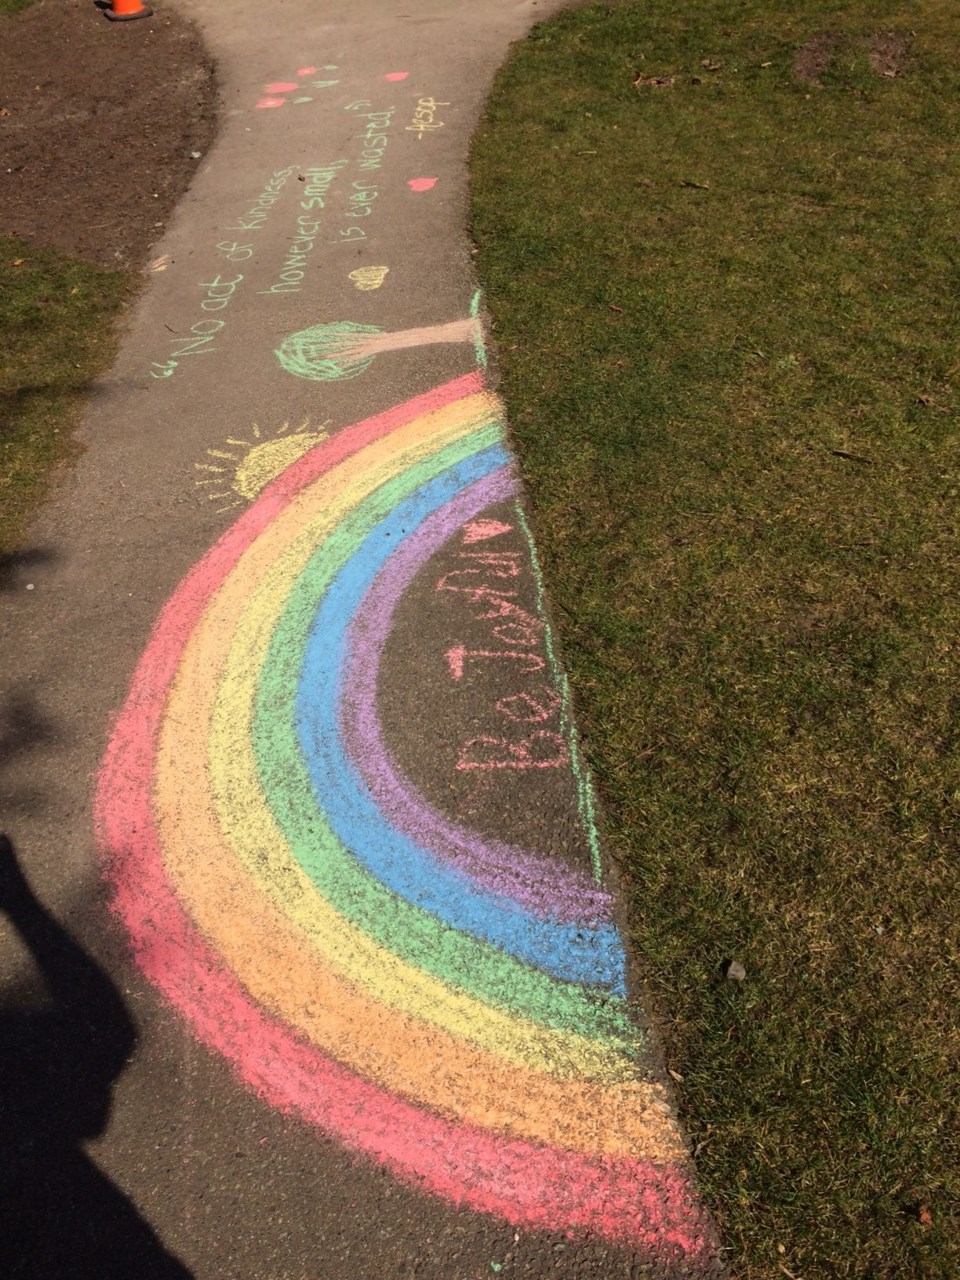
xmin=0 ymin=2 xmax=723 ymax=1276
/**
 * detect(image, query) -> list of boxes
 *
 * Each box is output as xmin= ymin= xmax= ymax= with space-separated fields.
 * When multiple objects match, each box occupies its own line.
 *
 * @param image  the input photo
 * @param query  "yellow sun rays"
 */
xmin=195 ymin=419 xmax=331 ymax=512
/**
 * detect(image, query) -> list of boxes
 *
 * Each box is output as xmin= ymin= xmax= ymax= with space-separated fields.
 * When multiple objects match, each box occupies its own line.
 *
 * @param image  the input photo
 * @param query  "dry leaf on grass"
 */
xmin=634 ymin=73 xmax=676 ymax=88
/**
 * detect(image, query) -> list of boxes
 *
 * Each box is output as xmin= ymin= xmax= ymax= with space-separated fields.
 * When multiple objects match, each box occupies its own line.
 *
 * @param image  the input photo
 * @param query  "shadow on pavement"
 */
xmin=0 ymin=834 xmax=192 ymax=1279
xmin=0 ymin=548 xmax=58 ymax=593
xmin=0 ymin=687 xmax=61 ymax=816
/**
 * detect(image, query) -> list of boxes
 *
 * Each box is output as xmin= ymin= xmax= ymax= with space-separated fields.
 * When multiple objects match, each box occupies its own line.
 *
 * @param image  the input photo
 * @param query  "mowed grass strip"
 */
xmin=0 ymin=240 xmax=133 ymax=554
xmin=471 ymin=3 xmax=959 ymax=1276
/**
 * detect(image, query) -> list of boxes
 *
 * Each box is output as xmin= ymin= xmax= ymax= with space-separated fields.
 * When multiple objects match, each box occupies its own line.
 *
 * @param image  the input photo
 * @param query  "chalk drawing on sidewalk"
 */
xmin=456 ymin=730 xmax=568 ymax=772
xmin=96 ymin=372 xmax=715 ymax=1269
xmin=255 ymin=65 xmax=340 ymax=109
xmin=432 ymin=525 xmax=586 ymax=774
xmin=407 ymin=98 xmax=450 ymax=140
xmin=407 ymin=177 xmax=438 ymax=192
xmin=384 ymin=71 xmax=410 ymax=82
xmin=349 ymin=265 xmax=390 ymax=291
xmin=275 ymin=315 xmax=480 ymax=382
xmin=194 ymin=420 xmax=330 ymax=512
xmin=462 ymin=517 xmax=512 ymax=543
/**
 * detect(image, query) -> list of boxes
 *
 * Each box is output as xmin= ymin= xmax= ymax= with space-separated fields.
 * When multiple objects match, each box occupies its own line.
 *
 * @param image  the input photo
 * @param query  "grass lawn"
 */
xmin=0 ymin=241 xmax=133 ymax=554
xmin=471 ymin=2 xmax=959 ymax=1276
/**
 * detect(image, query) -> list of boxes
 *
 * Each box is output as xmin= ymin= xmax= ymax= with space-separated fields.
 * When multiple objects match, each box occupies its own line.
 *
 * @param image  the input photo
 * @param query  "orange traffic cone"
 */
xmin=104 ymin=0 xmax=153 ymax=20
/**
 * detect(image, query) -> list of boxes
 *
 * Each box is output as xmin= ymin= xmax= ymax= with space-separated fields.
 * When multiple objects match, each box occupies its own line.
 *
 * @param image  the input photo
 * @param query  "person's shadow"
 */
xmin=0 ymin=834 xmax=193 ymax=1278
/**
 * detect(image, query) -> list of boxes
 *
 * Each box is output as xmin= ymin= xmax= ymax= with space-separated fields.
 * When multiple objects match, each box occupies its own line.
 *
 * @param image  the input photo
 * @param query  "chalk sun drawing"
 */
xmin=194 ymin=419 xmax=331 ymax=512
xmin=97 ymin=371 xmax=714 ymax=1265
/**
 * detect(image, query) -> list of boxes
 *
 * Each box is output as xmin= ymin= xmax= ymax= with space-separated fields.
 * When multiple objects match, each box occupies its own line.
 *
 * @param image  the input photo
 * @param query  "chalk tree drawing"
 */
xmin=275 ymin=316 xmax=481 ymax=382
xmin=96 ymin=373 xmax=715 ymax=1268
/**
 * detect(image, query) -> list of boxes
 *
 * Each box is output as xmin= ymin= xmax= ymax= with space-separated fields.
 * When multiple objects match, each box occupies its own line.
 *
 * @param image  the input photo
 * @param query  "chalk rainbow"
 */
xmin=95 ymin=372 xmax=713 ymax=1263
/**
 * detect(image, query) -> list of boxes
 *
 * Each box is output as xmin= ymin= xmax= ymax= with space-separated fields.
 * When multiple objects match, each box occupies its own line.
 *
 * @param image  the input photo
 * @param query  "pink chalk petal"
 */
xmin=255 ymin=98 xmax=286 ymax=110
xmin=407 ymin=177 xmax=438 ymax=193
xmin=297 ymin=67 xmax=317 ymax=76
xmin=266 ymin=81 xmax=298 ymax=93
xmin=385 ymin=71 xmax=409 ymax=82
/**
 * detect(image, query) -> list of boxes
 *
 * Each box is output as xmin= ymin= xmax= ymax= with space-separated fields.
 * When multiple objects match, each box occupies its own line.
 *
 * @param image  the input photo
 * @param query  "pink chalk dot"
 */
xmin=384 ymin=71 xmax=409 ymax=82
xmin=407 ymin=177 xmax=438 ymax=193
xmin=266 ymin=81 xmax=298 ymax=93
xmin=297 ymin=67 xmax=318 ymax=76
xmin=255 ymin=98 xmax=286 ymax=110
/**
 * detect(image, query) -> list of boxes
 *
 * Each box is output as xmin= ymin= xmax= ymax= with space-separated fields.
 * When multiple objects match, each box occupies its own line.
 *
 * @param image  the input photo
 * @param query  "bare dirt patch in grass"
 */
xmin=793 ymin=28 xmax=912 ymax=85
xmin=792 ymin=31 xmax=841 ymax=84
xmin=0 ymin=0 xmax=218 ymax=553
xmin=864 ymin=30 xmax=911 ymax=78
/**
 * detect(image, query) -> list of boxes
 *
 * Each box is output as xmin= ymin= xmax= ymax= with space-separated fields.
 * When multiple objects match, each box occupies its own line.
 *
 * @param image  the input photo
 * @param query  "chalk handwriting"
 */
xmin=334 ymin=104 xmax=396 ymax=245
xmin=217 ymin=241 xmax=254 ymax=262
xmin=300 ymin=161 xmax=348 ymax=210
xmin=258 ymin=161 xmax=348 ymax=296
xmin=149 ymin=166 xmax=298 ymax=378
xmin=332 ymin=226 xmax=369 ymax=246
xmin=354 ymin=107 xmax=395 ymax=171
xmin=496 ymin=689 xmax=562 ymax=724
xmin=149 ymin=318 xmax=226 ymax=378
xmin=348 ymin=178 xmax=379 ymax=218
xmin=406 ymin=97 xmax=450 ymax=140
xmin=446 ymin=647 xmax=545 ymax=681
xmin=226 ymin=167 xmax=296 ymax=233
xmin=437 ymin=529 xmax=570 ymax=774
xmin=436 ymin=584 xmax=539 ymax=629
xmin=199 ymin=273 xmax=244 ymax=312
xmin=456 ymin=731 xmax=568 ymax=772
